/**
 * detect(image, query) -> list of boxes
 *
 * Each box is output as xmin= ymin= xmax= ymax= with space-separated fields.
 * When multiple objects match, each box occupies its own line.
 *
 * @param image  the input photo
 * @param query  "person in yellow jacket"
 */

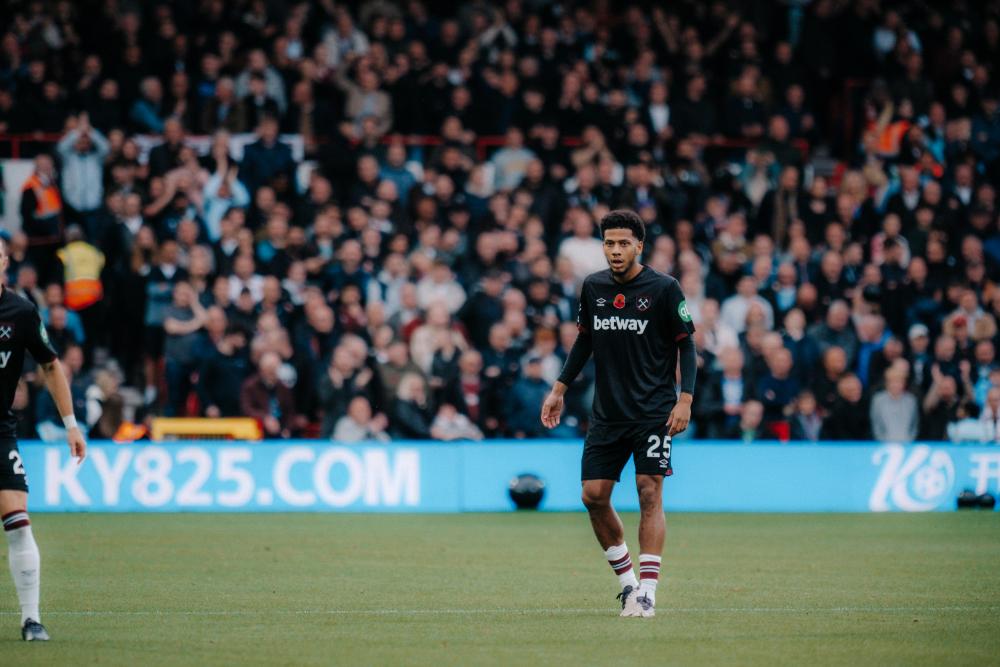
xmin=56 ymin=226 xmax=105 ymax=361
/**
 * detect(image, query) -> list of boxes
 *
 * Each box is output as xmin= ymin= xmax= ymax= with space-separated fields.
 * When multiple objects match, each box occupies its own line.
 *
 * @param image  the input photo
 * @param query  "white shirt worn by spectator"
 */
xmin=491 ymin=146 xmax=536 ymax=190
xmin=870 ymin=390 xmax=919 ymax=443
xmin=202 ymin=173 xmax=250 ymax=242
xmin=416 ymin=278 xmax=466 ymax=314
xmin=558 ymin=236 xmax=606 ymax=284
xmin=332 ymin=416 xmax=389 ymax=443
xmin=700 ymin=321 xmax=740 ymax=357
xmin=719 ymin=294 xmax=775 ymax=333
xmin=229 ymin=274 xmax=265 ymax=303
xmin=431 ymin=412 xmax=483 ymax=441
xmin=976 ymin=405 xmax=1000 ymax=443
xmin=56 ymin=128 xmax=110 ymax=211
xmin=410 ymin=326 xmax=467 ymax=374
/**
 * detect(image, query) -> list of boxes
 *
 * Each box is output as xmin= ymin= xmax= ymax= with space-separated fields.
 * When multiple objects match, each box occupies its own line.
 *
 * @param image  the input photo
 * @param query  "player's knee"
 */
xmin=636 ymin=480 xmax=662 ymax=510
xmin=581 ymin=487 xmax=611 ymax=511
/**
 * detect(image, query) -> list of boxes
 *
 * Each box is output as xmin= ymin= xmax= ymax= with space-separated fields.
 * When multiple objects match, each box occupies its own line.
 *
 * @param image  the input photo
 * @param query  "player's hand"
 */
xmin=666 ymin=401 xmax=691 ymax=437
xmin=67 ymin=426 xmax=87 ymax=464
xmin=540 ymin=390 xmax=565 ymax=429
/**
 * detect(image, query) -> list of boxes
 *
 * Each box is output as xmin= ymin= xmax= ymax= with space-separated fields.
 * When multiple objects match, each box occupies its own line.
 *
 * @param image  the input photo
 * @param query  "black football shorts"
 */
xmin=582 ymin=417 xmax=674 ymax=481
xmin=0 ymin=439 xmax=29 ymax=492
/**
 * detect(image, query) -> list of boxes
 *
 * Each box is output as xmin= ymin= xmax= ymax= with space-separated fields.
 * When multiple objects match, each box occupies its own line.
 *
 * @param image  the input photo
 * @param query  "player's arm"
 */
xmin=666 ymin=280 xmax=697 ymax=437
xmin=27 ymin=310 xmax=86 ymax=462
xmin=542 ymin=284 xmax=593 ymax=428
xmin=667 ymin=335 xmax=697 ymax=436
xmin=37 ymin=358 xmax=87 ymax=462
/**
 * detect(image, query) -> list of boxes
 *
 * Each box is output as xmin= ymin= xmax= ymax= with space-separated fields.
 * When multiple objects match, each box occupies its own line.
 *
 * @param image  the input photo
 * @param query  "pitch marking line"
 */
xmin=0 ymin=606 xmax=995 ymax=617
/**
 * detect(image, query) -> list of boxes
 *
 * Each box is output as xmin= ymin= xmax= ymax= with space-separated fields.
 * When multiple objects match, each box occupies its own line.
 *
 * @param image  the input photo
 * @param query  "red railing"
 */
xmin=0 ymin=133 xmax=808 ymax=162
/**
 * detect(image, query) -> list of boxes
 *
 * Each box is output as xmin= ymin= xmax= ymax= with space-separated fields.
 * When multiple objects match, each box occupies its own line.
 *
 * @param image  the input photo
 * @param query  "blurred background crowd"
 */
xmin=1 ymin=0 xmax=999 ymax=443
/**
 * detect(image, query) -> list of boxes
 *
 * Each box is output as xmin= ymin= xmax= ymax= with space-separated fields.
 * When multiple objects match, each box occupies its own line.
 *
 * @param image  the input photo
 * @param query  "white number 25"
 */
xmin=8 ymin=451 xmax=25 ymax=475
xmin=646 ymin=434 xmax=672 ymax=459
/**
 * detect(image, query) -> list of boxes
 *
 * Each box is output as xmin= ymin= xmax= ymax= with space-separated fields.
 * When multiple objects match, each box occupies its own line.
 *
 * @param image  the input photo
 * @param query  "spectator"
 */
xmin=162 ymin=282 xmax=207 ymax=416
xmin=507 ymin=357 xmax=558 ymax=438
xmin=870 ymin=369 xmax=920 ymax=443
xmin=56 ymin=113 xmax=110 ymax=237
xmin=202 ymin=166 xmax=250 ymax=243
xmin=130 ymin=77 xmax=166 ymax=133
xmin=491 ymin=127 xmax=536 ymax=191
xmin=234 ymin=49 xmax=287 ymax=114
xmin=726 ymin=400 xmax=766 ymax=444
xmin=821 ymin=374 xmax=871 ymax=441
xmin=558 ymin=210 xmax=605 ymax=284
xmin=318 ymin=345 xmax=374 ymax=437
xmin=335 ymin=58 xmax=392 ymax=137
xmin=391 ymin=372 xmax=433 ymax=440
xmin=201 ymin=77 xmax=247 ymax=134
xmin=197 ymin=323 xmax=250 ymax=418
xmin=333 ymin=396 xmax=390 ymax=443
xmin=977 ymin=387 xmax=1000 ymax=443
xmin=239 ymin=116 xmax=295 ymax=197
xmin=808 ymin=301 xmax=859 ymax=365
xmin=920 ymin=371 xmax=964 ymax=441
xmin=790 ymin=390 xmax=823 ymax=442
xmin=721 ymin=276 xmax=775 ymax=333
xmin=756 ymin=347 xmax=799 ymax=440
xmin=430 ymin=403 xmax=484 ymax=441
xmin=20 ymin=154 xmax=64 ymax=284
xmin=416 ymin=261 xmax=466 ymax=314
xmin=56 ymin=226 xmax=106 ymax=359
xmin=240 ymin=351 xmax=300 ymax=439
xmin=696 ymin=346 xmax=751 ymax=439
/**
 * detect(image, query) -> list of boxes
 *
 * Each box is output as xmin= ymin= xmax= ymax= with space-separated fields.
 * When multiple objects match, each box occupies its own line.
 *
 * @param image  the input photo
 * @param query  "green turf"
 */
xmin=0 ymin=512 xmax=997 ymax=666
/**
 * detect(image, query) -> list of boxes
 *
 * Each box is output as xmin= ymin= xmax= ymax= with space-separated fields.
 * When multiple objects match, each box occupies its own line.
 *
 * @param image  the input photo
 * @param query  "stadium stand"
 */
xmin=1 ymin=0 xmax=999 ymax=443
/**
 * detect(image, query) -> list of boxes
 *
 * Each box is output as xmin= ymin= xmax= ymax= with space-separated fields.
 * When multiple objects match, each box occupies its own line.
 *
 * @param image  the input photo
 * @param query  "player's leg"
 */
xmin=636 ymin=474 xmax=664 ymax=606
xmin=0 ymin=489 xmax=47 ymax=640
xmin=582 ymin=479 xmax=641 ymax=612
xmin=581 ymin=429 xmax=640 ymax=613
xmin=627 ymin=423 xmax=671 ymax=617
xmin=581 ymin=479 xmax=622 ymax=548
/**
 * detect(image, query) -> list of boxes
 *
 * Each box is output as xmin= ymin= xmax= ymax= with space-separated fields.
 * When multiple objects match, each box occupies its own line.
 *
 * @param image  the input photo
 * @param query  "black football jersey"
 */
xmin=0 ymin=288 xmax=58 ymax=438
xmin=574 ymin=266 xmax=695 ymax=424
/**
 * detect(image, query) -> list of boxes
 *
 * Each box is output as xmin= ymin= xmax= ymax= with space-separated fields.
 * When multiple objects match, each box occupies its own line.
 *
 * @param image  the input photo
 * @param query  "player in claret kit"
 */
xmin=541 ymin=209 xmax=696 ymax=618
xmin=0 ymin=239 xmax=87 ymax=640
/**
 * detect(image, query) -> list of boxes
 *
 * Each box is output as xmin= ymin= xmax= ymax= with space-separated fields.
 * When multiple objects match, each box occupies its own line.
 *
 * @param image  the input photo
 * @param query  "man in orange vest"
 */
xmin=19 ymin=154 xmax=63 ymax=285
xmin=56 ymin=225 xmax=105 ymax=362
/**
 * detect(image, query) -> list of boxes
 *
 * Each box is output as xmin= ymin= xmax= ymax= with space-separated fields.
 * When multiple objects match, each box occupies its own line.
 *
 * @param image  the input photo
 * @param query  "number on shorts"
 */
xmin=646 ymin=434 xmax=660 ymax=458
xmin=8 ymin=451 xmax=25 ymax=475
xmin=646 ymin=434 xmax=672 ymax=459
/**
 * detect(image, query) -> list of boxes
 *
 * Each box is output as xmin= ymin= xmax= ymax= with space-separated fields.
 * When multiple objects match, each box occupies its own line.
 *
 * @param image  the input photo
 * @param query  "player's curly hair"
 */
xmin=599 ymin=209 xmax=645 ymax=243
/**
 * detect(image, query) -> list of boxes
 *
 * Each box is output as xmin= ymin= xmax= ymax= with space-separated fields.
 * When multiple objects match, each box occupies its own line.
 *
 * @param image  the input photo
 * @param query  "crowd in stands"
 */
xmin=1 ymin=0 xmax=1000 ymax=443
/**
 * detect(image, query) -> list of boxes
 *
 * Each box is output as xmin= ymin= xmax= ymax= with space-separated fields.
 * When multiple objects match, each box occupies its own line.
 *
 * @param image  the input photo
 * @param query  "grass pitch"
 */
xmin=0 ymin=512 xmax=997 ymax=666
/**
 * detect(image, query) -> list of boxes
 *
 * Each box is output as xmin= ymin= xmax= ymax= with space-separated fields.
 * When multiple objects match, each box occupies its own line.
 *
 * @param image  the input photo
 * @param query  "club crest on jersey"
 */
xmin=637 ymin=296 xmax=651 ymax=312
xmin=596 ymin=297 xmax=607 ymax=307
xmin=613 ymin=293 xmax=626 ymax=309
xmin=0 ymin=323 xmax=12 ymax=340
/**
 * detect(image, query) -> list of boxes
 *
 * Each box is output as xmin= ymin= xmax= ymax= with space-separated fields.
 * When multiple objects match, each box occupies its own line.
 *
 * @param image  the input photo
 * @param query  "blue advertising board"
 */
xmin=19 ymin=440 xmax=1000 ymax=513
